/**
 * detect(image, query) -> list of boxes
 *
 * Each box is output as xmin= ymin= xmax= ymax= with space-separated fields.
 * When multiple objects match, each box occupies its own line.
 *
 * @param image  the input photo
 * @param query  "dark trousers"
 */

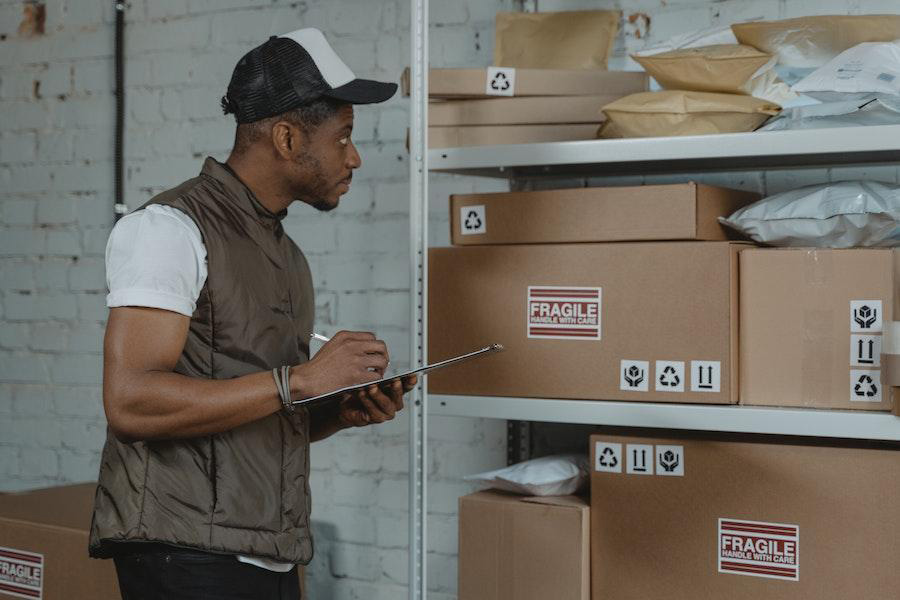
xmin=113 ymin=545 xmax=300 ymax=600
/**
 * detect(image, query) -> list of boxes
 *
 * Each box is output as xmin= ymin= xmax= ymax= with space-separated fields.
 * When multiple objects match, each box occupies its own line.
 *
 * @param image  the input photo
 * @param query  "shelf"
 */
xmin=429 ymin=395 xmax=900 ymax=441
xmin=428 ymin=124 xmax=900 ymax=178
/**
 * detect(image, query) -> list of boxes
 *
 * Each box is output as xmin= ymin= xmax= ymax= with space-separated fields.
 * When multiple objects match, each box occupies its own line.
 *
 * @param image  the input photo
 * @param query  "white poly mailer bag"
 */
xmin=793 ymin=41 xmax=900 ymax=98
xmin=719 ymin=180 xmax=900 ymax=248
xmin=463 ymin=454 xmax=589 ymax=496
xmin=758 ymin=94 xmax=900 ymax=131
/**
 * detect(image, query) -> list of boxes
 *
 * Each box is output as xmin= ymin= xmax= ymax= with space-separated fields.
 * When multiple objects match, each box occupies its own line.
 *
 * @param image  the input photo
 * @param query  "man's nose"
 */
xmin=347 ymin=141 xmax=362 ymax=169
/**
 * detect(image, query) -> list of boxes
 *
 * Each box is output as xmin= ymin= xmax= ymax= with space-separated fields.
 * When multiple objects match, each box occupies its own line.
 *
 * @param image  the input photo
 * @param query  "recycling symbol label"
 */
xmin=459 ymin=204 xmax=486 ymax=235
xmin=655 ymin=360 xmax=685 ymax=392
xmin=485 ymin=66 xmax=516 ymax=97
xmin=594 ymin=441 xmax=622 ymax=473
xmin=850 ymin=300 xmax=882 ymax=332
xmin=620 ymin=360 xmax=649 ymax=392
xmin=850 ymin=370 xmax=882 ymax=403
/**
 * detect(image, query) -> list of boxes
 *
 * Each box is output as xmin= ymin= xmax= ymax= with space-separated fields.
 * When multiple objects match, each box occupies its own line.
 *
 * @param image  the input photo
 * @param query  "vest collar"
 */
xmin=201 ymin=157 xmax=288 ymax=224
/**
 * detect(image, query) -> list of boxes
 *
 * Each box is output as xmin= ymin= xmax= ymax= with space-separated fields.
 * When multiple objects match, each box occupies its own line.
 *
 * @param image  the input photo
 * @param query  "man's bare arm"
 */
xmin=103 ymin=307 xmax=388 ymax=443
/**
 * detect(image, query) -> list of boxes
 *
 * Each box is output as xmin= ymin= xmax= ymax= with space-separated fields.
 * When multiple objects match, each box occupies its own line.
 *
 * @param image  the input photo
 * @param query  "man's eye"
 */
xmin=339 ymin=136 xmax=350 ymax=146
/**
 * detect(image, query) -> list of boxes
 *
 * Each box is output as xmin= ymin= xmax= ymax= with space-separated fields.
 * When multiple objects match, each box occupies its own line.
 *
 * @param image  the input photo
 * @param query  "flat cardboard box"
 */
xmin=401 ymin=67 xmax=649 ymax=99
xmin=0 ymin=483 xmax=120 ymax=600
xmin=429 ymin=95 xmax=621 ymax=126
xmin=458 ymin=491 xmax=589 ymax=600
xmin=589 ymin=431 xmax=900 ymax=600
xmin=428 ymin=124 xmax=599 ymax=149
xmin=451 ymin=182 xmax=758 ymax=245
xmin=428 ymin=242 xmax=745 ymax=404
xmin=741 ymin=248 xmax=898 ymax=411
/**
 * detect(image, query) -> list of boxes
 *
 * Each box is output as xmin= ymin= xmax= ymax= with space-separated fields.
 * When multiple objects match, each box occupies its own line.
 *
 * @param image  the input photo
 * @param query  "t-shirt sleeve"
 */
xmin=105 ymin=205 xmax=208 ymax=317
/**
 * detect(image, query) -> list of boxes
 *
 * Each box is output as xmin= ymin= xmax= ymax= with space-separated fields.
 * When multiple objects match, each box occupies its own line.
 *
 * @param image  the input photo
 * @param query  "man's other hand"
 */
xmin=336 ymin=374 xmax=418 ymax=428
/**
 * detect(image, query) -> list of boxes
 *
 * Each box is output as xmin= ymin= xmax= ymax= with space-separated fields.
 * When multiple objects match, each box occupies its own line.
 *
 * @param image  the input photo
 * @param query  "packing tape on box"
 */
xmin=803 ymin=248 xmax=834 ymax=286
xmin=801 ymin=308 xmax=834 ymax=407
xmin=881 ymin=321 xmax=900 ymax=386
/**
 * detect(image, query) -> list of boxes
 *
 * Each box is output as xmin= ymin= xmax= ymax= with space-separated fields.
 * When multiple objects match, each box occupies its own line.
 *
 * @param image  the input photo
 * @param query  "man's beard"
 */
xmin=291 ymin=150 xmax=335 ymax=212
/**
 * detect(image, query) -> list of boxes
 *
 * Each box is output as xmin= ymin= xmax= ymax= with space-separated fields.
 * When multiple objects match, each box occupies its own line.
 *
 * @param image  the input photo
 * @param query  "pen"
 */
xmin=310 ymin=333 xmax=330 ymax=342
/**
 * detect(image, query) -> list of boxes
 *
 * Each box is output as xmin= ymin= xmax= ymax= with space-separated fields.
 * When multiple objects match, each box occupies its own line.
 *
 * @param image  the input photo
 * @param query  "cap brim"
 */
xmin=324 ymin=79 xmax=398 ymax=104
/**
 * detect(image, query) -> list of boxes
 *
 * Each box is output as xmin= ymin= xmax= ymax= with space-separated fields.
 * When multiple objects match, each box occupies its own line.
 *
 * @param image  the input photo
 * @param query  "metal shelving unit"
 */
xmin=406 ymin=5 xmax=900 ymax=600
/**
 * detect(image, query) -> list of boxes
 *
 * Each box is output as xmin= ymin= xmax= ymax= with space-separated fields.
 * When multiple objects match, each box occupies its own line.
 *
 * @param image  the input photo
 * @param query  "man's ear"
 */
xmin=271 ymin=121 xmax=305 ymax=160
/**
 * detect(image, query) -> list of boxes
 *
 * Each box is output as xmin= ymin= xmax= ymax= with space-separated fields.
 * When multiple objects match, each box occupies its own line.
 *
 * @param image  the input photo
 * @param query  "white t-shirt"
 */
xmin=106 ymin=204 xmax=295 ymax=573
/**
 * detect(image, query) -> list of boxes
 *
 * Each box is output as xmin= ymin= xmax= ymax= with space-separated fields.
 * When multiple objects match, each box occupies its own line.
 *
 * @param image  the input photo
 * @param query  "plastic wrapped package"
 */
xmin=463 ymin=454 xmax=589 ymax=496
xmin=719 ymin=180 xmax=900 ymax=248
xmin=793 ymin=41 xmax=900 ymax=97
xmin=758 ymin=94 xmax=900 ymax=131
xmin=732 ymin=15 xmax=900 ymax=68
xmin=634 ymin=25 xmax=738 ymax=56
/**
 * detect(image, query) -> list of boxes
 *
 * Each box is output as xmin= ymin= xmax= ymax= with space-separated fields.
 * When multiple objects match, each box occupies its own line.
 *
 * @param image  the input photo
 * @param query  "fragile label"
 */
xmin=527 ymin=286 xmax=601 ymax=340
xmin=718 ymin=519 xmax=799 ymax=581
xmin=850 ymin=300 xmax=883 ymax=333
xmin=0 ymin=546 xmax=44 ymax=600
xmin=851 ymin=369 xmax=882 ymax=402
xmin=655 ymin=445 xmax=684 ymax=476
xmin=620 ymin=360 xmax=649 ymax=392
xmin=594 ymin=441 xmax=622 ymax=473
xmin=459 ymin=205 xmax=486 ymax=235
xmin=485 ymin=66 xmax=516 ymax=96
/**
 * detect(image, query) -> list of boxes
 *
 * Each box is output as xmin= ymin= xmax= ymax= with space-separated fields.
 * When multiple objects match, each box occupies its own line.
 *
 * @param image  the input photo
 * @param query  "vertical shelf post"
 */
xmin=408 ymin=0 xmax=429 ymax=598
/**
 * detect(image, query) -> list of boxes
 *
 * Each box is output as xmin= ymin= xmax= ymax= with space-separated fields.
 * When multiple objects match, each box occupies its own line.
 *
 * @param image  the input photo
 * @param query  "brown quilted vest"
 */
xmin=89 ymin=157 xmax=315 ymax=565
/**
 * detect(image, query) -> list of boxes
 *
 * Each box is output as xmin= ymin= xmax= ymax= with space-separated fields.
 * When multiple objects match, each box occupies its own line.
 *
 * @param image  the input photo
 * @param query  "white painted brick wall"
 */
xmin=0 ymin=0 xmax=892 ymax=598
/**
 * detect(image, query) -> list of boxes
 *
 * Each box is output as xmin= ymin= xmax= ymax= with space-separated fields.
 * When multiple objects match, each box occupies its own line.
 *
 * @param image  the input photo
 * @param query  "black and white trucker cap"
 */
xmin=222 ymin=27 xmax=397 ymax=124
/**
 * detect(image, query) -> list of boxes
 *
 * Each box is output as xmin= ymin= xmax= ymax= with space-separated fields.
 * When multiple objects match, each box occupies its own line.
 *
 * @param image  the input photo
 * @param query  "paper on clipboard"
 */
xmin=291 ymin=343 xmax=503 ymax=407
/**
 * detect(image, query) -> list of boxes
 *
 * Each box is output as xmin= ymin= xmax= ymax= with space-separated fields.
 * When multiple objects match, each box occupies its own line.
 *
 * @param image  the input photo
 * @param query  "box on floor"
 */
xmin=740 ymin=247 xmax=898 ymax=411
xmin=451 ymin=183 xmax=758 ymax=245
xmin=428 ymin=241 xmax=745 ymax=404
xmin=458 ymin=490 xmax=589 ymax=600
xmin=589 ymin=431 xmax=900 ymax=600
xmin=0 ymin=483 xmax=119 ymax=600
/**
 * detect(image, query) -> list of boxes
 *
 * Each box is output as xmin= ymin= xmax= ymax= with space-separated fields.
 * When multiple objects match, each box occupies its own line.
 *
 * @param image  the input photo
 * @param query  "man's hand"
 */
xmin=291 ymin=330 xmax=389 ymax=399
xmin=335 ymin=375 xmax=418 ymax=428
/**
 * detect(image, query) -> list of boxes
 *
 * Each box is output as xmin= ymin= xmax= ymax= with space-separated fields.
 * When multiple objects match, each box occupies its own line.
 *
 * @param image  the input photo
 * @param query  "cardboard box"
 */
xmin=0 ymin=484 xmax=306 ymax=599
xmin=0 ymin=483 xmax=119 ymax=600
xmin=428 ymin=242 xmax=745 ymax=404
xmin=451 ymin=183 xmax=758 ymax=245
xmin=401 ymin=67 xmax=649 ymax=99
xmin=429 ymin=124 xmax=599 ymax=149
xmin=429 ymin=95 xmax=621 ymax=127
xmin=459 ymin=491 xmax=589 ymax=600
xmin=589 ymin=431 xmax=900 ymax=599
xmin=741 ymin=248 xmax=898 ymax=411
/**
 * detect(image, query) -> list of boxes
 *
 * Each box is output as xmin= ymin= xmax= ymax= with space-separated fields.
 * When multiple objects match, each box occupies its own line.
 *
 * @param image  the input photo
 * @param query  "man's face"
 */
xmin=289 ymin=104 xmax=361 ymax=212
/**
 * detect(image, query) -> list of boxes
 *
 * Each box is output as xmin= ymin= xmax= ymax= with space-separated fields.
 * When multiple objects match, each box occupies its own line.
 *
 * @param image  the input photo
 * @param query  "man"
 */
xmin=89 ymin=28 xmax=415 ymax=599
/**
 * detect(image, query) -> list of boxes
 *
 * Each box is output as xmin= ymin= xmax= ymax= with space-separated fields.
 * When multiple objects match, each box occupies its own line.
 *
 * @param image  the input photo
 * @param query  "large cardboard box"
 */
xmin=0 ymin=484 xmax=307 ymax=599
xmin=428 ymin=242 xmax=745 ymax=404
xmin=451 ymin=183 xmax=758 ymax=245
xmin=429 ymin=95 xmax=620 ymax=127
xmin=458 ymin=491 xmax=589 ymax=600
xmin=401 ymin=67 xmax=649 ymax=99
xmin=589 ymin=431 xmax=900 ymax=599
xmin=429 ymin=124 xmax=599 ymax=149
xmin=0 ymin=483 xmax=119 ymax=600
xmin=741 ymin=248 xmax=898 ymax=411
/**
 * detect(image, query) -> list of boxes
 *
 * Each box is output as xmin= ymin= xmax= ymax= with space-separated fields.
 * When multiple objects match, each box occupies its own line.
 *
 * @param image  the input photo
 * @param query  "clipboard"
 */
xmin=291 ymin=343 xmax=503 ymax=407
